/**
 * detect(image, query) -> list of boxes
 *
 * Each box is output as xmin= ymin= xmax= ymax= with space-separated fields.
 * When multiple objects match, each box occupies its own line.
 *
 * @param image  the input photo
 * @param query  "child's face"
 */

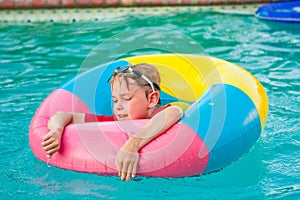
xmin=111 ymin=77 xmax=151 ymax=120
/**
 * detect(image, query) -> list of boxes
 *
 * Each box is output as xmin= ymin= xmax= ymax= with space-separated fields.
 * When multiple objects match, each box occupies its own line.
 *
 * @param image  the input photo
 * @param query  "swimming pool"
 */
xmin=1 ymin=9 xmax=300 ymax=199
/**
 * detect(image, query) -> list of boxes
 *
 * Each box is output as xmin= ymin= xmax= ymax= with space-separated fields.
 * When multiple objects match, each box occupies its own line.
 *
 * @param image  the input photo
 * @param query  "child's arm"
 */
xmin=41 ymin=111 xmax=85 ymax=158
xmin=115 ymin=105 xmax=183 ymax=181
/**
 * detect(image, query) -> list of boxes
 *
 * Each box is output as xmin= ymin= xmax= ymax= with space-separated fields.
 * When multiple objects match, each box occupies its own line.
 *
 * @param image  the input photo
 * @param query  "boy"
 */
xmin=41 ymin=63 xmax=183 ymax=181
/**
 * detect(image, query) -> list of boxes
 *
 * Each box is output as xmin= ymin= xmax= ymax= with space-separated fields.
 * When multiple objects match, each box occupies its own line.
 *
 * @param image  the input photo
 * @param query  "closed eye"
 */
xmin=124 ymin=97 xmax=132 ymax=101
xmin=112 ymin=97 xmax=132 ymax=103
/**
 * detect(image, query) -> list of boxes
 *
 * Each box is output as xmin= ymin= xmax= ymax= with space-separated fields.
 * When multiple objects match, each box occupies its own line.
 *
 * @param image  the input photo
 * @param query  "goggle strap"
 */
xmin=110 ymin=66 xmax=159 ymax=92
xmin=140 ymin=74 xmax=155 ymax=92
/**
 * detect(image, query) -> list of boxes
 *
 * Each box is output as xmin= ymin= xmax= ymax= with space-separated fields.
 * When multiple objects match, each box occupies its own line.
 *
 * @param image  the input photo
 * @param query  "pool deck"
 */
xmin=0 ymin=0 xmax=285 ymax=9
xmin=0 ymin=0 xmax=286 ymax=22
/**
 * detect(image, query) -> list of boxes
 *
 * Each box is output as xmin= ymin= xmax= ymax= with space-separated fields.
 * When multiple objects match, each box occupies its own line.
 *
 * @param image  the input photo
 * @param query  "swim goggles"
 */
xmin=108 ymin=66 xmax=160 ymax=92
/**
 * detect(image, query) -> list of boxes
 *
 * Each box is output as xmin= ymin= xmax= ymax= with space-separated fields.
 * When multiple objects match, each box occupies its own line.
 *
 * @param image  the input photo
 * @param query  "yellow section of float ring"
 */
xmin=123 ymin=54 xmax=268 ymax=129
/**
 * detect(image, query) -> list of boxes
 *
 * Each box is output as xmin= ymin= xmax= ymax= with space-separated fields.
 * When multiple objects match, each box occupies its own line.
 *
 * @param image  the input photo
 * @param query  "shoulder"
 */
xmin=150 ymin=104 xmax=179 ymax=118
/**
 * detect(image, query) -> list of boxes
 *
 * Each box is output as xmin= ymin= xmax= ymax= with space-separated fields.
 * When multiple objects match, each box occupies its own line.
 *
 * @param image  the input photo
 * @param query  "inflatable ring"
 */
xmin=255 ymin=1 xmax=300 ymax=23
xmin=29 ymin=54 xmax=268 ymax=177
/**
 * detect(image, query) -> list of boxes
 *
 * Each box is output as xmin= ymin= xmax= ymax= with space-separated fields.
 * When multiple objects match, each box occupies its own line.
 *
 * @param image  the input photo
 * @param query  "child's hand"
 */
xmin=41 ymin=128 xmax=63 ymax=158
xmin=115 ymin=144 xmax=139 ymax=181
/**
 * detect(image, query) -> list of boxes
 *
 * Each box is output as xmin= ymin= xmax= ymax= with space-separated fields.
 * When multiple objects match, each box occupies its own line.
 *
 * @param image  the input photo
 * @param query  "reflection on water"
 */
xmin=0 ymin=12 xmax=299 ymax=199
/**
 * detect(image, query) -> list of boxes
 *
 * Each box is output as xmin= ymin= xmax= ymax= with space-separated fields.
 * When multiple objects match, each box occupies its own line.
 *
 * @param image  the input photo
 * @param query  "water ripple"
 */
xmin=0 ymin=12 xmax=300 ymax=199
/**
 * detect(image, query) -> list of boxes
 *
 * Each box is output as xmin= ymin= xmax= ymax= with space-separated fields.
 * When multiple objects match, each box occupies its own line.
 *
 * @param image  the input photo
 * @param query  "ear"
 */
xmin=147 ymin=91 xmax=160 ymax=109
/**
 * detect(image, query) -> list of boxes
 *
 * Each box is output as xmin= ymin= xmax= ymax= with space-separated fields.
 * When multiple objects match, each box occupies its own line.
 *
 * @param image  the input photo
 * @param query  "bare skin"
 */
xmin=41 ymin=77 xmax=183 ymax=181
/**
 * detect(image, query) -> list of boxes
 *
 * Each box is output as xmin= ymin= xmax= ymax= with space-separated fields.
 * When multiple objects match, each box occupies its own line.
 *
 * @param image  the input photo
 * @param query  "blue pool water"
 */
xmin=0 ymin=11 xmax=300 ymax=199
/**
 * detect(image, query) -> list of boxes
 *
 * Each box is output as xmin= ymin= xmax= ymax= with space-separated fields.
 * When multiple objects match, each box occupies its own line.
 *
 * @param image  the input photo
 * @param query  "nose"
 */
xmin=115 ymin=100 xmax=124 ymax=110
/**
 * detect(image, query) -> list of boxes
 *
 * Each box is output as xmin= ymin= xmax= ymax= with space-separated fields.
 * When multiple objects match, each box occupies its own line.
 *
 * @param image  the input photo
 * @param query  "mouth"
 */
xmin=117 ymin=114 xmax=129 ymax=120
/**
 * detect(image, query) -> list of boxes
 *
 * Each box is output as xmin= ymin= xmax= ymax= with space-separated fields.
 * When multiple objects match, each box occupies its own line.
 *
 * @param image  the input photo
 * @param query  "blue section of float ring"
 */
xmin=61 ymin=60 xmax=130 ymax=115
xmin=181 ymin=84 xmax=261 ymax=173
xmin=60 ymin=59 xmax=184 ymax=115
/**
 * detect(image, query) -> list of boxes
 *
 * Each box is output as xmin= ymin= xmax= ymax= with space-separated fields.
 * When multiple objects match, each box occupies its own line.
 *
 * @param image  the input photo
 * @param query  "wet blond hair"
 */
xmin=131 ymin=63 xmax=160 ymax=88
xmin=110 ymin=63 xmax=161 ymax=102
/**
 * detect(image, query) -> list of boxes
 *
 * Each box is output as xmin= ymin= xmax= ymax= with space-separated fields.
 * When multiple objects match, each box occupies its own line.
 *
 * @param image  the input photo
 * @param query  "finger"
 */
xmin=41 ymin=137 xmax=54 ymax=147
xmin=42 ymin=134 xmax=50 ymax=142
xmin=116 ymin=160 xmax=122 ymax=177
xmin=42 ymin=131 xmax=54 ymax=141
xmin=126 ymin=164 xmax=134 ymax=181
xmin=46 ymin=147 xmax=59 ymax=157
xmin=121 ymin=161 xmax=129 ymax=181
xmin=41 ymin=132 xmax=55 ymax=146
xmin=121 ymin=170 xmax=127 ymax=181
xmin=131 ymin=161 xmax=138 ymax=178
xmin=42 ymin=141 xmax=58 ymax=152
